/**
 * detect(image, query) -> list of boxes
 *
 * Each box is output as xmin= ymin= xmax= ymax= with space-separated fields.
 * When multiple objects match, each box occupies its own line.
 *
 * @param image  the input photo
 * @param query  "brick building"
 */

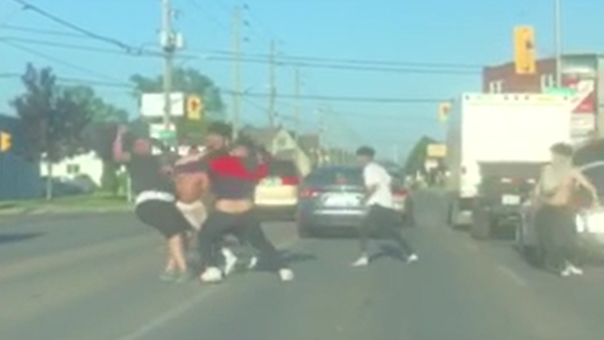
xmin=482 ymin=53 xmax=604 ymax=144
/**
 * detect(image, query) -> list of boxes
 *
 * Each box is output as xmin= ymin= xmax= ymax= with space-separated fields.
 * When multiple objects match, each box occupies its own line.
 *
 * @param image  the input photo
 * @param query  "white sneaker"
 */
xmin=279 ymin=268 xmax=294 ymax=282
xmin=406 ymin=253 xmax=419 ymax=263
xmin=560 ymin=267 xmax=572 ymax=277
xmin=568 ymin=264 xmax=584 ymax=276
xmin=248 ymin=256 xmax=258 ymax=269
xmin=351 ymin=255 xmax=369 ymax=267
xmin=200 ymin=267 xmax=223 ymax=283
xmin=222 ymin=248 xmax=238 ymax=276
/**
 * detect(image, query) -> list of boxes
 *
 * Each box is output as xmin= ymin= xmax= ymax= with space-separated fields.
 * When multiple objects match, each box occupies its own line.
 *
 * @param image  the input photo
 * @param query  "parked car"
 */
xmin=254 ymin=159 xmax=300 ymax=218
xmin=517 ymin=154 xmax=604 ymax=265
xmin=297 ymin=166 xmax=366 ymax=237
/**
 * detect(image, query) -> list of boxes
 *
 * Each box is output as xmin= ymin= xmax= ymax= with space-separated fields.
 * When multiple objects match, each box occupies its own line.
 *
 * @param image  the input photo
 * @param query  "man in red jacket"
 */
xmin=197 ymin=138 xmax=294 ymax=283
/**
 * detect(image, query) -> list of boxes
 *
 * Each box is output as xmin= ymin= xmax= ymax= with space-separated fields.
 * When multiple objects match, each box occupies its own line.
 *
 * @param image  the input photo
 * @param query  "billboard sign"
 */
xmin=140 ymin=92 xmax=185 ymax=118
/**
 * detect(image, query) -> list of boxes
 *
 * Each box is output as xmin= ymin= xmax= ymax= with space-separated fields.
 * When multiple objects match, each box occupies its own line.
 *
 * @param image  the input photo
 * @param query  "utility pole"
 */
xmin=268 ymin=40 xmax=277 ymax=127
xmin=161 ymin=0 xmax=176 ymax=132
xmin=554 ymin=0 xmax=562 ymax=86
xmin=231 ymin=5 xmax=242 ymax=139
xmin=294 ymin=68 xmax=301 ymax=141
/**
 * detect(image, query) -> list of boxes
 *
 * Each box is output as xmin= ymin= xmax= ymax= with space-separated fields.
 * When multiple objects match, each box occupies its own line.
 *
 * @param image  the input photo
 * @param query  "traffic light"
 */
xmin=513 ymin=26 xmax=536 ymax=74
xmin=0 ymin=131 xmax=12 ymax=152
xmin=438 ymin=102 xmax=451 ymax=123
xmin=186 ymin=95 xmax=203 ymax=120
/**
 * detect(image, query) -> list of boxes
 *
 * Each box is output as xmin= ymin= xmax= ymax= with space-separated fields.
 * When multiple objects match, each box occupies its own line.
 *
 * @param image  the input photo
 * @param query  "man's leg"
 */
xmin=236 ymin=211 xmax=293 ymax=281
xmin=352 ymin=205 xmax=378 ymax=267
xmin=197 ymin=212 xmax=233 ymax=282
xmin=377 ymin=206 xmax=418 ymax=262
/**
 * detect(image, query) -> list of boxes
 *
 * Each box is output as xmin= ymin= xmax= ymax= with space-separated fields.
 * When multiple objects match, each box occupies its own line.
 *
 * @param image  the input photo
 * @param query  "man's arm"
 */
xmin=572 ymin=169 xmax=599 ymax=205
xmin=113 ymin=127 xmax=131 ymax=163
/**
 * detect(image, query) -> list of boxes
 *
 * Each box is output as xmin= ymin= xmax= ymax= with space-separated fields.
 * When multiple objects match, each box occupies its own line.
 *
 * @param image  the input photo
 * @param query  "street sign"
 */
xmin=0 ymin=131 xmax=12 ymax=152
xmin=186 ymin=95 xmax=203 ymax=120
xmin=427 ymin=143 xmax=447 ymax=158
xmin=544 ymin=87 xmax=576 ymax=96
xmin=513 ymin=26 xmax=536 ymax=74
xmin=438 ymin=102 xmax=451 ymax=123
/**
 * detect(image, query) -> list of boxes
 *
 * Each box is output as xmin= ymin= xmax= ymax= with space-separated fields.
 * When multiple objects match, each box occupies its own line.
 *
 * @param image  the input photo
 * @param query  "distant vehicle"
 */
xmin=296 ymin=166 xmax=365 ymax=237
xmin=254 ymin=159 xmax=300 ymax=218
xmin=444 ymin=93 xmax=573 ymax=239
xmin=388 ymin=170 xmax=413 ymax=226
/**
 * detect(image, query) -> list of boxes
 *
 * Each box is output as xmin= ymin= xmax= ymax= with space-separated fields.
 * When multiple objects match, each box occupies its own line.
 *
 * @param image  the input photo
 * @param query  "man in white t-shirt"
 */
xmin=352 ymin=146 xmax=418 ymax=267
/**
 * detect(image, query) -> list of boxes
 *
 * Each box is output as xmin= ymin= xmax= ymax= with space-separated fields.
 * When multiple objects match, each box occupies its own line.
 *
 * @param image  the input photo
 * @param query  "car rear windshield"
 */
xmin=268 ymin=160 xmax=298 ymax=178
xmin=304 ymin=167 xmax=363 ymax=186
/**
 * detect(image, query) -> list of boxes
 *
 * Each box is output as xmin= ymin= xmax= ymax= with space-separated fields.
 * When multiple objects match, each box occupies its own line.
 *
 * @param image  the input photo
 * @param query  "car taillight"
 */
xmin=300 ymin=188 xmax=319 ymax=198
xmin=281 ymin=177 xmax=299 ymax=186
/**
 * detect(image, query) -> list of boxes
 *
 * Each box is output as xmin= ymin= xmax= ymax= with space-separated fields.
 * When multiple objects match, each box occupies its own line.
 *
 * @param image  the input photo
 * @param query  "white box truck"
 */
xmin=445 ymin=93 xmax=573 ymax=239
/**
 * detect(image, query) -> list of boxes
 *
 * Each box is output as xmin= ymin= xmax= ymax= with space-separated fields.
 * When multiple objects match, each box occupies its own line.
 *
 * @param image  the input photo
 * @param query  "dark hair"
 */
xmin=550 ymin=142 xmax=573 ymax=157
xmin=207 ymin=122 xmax=232 ymax=139
xmin=356 ymin=146 xmax=375 ymax=158
xmin=231 ymin=136 xmax=257 ymax=152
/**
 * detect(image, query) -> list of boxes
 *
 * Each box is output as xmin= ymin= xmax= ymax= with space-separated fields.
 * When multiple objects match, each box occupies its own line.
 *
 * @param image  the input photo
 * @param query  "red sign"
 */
xmin=562 ymin=76 xmax=595 ymax=114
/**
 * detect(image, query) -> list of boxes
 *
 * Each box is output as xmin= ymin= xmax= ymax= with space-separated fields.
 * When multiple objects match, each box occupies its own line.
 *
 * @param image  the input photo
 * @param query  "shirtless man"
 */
xmin=175 ymin=124 xmax=242 ymax=274
xmin=174 ymin=146 xmax=208 ymax=252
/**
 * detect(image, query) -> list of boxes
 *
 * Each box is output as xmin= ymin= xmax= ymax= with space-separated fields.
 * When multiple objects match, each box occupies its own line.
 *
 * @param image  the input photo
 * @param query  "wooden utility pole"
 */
xmin=294 ymin=68 xmax=301 ymax=141
xmin=161 ymin=0 xmax=175 ymax=130
xmin=268 ymin=40 xmax=276 ymax=127
xmin=231 ymin=5 xmax=242 ymax=139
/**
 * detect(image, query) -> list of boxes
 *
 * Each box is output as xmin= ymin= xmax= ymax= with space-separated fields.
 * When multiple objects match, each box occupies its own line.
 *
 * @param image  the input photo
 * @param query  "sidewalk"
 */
xmin=0 ymin=196 xmax=131 ymax=216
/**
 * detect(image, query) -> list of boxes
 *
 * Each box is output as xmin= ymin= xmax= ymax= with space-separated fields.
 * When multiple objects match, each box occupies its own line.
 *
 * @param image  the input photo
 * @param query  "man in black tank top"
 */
xmin=113 ymin=126 xmax=193 ymax=283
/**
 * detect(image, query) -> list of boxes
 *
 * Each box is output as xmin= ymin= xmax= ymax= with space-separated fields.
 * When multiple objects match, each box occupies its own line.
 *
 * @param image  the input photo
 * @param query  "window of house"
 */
xmin=540 ymin=74 xmax=555 ymax=90
xmin=488 ymin=80 xmax=503 ymax=93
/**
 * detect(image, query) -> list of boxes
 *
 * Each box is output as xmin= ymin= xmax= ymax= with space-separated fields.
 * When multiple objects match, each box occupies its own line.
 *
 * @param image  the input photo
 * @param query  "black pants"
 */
xmin=535 ymin=204 xmax=579 ymax=272
xmin=198 ymin=209 xmax=286 ymax=271
xmin=359 ymin=204 xmax=415 ymax=257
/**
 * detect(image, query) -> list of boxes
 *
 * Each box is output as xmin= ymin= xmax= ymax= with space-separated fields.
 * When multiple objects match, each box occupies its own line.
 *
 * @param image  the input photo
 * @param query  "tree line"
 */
xmin=10 ymin=63 xmax=225 ymax=199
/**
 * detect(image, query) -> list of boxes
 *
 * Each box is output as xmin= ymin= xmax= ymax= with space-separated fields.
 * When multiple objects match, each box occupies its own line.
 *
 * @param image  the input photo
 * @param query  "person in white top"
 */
xmin=352 ymin=146 xmax=418 ymax=267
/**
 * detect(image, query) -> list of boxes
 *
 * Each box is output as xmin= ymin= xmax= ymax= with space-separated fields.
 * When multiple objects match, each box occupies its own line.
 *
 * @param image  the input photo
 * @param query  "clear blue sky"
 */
xmin=1 ymin=0 xmax=603 ymax=160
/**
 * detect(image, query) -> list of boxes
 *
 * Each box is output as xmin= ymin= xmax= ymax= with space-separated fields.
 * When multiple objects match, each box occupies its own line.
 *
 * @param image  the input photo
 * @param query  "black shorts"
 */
xmin=135 ymin=199 xmax=191 ymax=238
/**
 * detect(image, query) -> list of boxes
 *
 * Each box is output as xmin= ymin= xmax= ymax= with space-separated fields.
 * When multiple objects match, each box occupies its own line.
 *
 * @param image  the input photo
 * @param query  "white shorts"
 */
xmin=176 ymin=200 xmax=207 ymax=231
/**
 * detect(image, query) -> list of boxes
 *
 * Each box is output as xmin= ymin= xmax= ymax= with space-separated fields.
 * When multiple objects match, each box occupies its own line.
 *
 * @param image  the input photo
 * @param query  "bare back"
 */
xmin=539 ymin=163 xmax=575 ymax=206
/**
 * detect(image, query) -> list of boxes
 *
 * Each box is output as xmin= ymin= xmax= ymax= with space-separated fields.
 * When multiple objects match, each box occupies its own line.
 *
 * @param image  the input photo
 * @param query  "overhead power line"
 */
xmin=1 ymin=36 xmax=478 ymax=75
xmin=225 ymin=90 xmax=446 ymax=103
xmin=10 ymin=0 xmax=140 ymax=52
xmin=1 ymin=40 xmax=127 ymax=83
xmin=2 ymin=23 xmax=483 ymax=70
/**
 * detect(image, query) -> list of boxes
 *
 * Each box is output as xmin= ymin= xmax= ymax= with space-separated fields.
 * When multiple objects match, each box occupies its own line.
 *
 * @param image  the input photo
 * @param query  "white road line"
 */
xmin=114 ymin=287 xmax=218 ymax=340
xmin=497 ymin=265 xmax=527 ymax=287
xmin=113 ymin=234 xmax=298 ymax=340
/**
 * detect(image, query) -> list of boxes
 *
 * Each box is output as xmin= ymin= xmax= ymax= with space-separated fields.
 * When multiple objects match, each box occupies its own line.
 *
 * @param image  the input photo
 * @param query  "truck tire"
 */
xmin=470 ymin=204 xmax=491 ymax=240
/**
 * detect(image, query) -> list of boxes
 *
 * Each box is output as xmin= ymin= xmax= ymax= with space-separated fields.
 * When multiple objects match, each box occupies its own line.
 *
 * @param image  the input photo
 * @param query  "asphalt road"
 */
xmin=1 ymin=193 xmax=604 ymax=340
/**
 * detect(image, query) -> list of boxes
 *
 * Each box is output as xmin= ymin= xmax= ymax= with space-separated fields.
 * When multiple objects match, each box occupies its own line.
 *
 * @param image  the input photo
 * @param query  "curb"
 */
xmin=0 ymin=206 xmax=132 ymax=216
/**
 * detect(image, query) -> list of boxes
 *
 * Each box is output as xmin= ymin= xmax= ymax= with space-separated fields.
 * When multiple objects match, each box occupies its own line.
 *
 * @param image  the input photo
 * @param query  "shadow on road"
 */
xmin=0 ymin=232 xmax=44 ymax=245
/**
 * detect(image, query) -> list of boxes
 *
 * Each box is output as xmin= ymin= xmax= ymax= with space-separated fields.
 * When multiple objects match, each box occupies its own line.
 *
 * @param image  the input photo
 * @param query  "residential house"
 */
xmin=241 ymin=126 xmax=312 ymax=176
xmin=40 ymin=151 xmax=103 ymax=187
xmin=297 ymin=133 xmax=324 ymax=167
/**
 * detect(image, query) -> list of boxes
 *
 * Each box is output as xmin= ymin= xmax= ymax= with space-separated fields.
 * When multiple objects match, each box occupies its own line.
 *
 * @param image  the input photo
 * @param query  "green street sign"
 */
xmin=544 ymin=87 xmax=576 ymax=96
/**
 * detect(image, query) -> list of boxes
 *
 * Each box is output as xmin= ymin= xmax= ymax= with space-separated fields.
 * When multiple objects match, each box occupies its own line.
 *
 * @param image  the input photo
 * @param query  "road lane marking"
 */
xmin=114 ymin=287 xmax=219 ymax=340
xmin=497 ymin=265 xmax=527 ymax=287
xmin=112 ymin=236 xmax=298 ymax=340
